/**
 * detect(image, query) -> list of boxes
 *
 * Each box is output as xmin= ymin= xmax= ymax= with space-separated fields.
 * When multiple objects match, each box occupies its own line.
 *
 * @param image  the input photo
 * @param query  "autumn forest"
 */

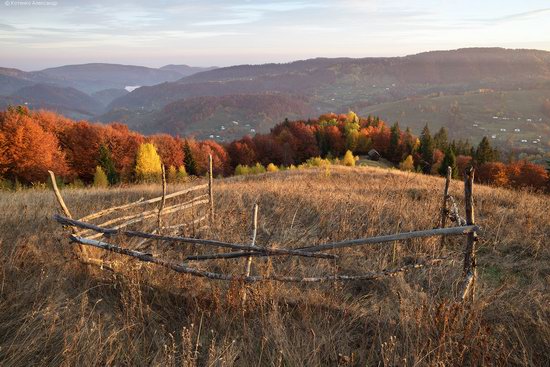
xmin=0 ymin=106 xmax=548 ymax=192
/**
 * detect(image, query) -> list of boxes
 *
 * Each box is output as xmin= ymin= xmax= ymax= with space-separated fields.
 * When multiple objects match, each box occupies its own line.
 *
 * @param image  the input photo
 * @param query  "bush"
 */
xmin=266 ymin=163 xmax=279 ymax=172
xmin=177 ymin=165 xmax=188 ymax=182
xmin=93 ymin=166 xmax=109 ymax=188
xmin=234 ymin=164 xmax=250 ymax=176
xmin=399 ymin=155 xmax=415 ymax=171
xmin=249 ymin=163 xmax=266 ymax=174
xmin=342 ymin=150 xmax=356 ymax=167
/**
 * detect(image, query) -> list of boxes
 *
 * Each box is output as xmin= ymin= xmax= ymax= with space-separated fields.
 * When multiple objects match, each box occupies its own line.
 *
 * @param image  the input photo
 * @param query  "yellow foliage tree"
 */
xmin=399 ymin=155 xmax=415 ymax=171
xmin=93 ymin=166 xmax=108 ymax=188
xmin=342 ymin=150 xmax=356 ymax=167
xmin=266 ymin=163 xmax=279 ymax=172
xmin=135 ymin=143 xmax=162 ymax=182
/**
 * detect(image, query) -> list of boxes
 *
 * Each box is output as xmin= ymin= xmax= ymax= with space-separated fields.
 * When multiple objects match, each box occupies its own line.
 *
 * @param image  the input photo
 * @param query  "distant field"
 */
xmin=357 ymin=88 xmax=550 ymax=149
xmin=0 ymin=166 xmax=548 ymax=365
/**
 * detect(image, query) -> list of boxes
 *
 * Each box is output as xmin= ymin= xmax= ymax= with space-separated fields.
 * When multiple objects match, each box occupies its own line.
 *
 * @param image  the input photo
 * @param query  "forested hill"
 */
xmin=102 ymin=48 xmax=550 ymax=150
xmin=0 ymin=107 xmax=548 ymax=193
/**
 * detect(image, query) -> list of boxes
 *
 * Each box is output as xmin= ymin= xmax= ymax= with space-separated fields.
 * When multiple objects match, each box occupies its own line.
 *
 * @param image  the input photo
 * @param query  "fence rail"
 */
xmin=49 ymin=160 xmax=479 ymax=302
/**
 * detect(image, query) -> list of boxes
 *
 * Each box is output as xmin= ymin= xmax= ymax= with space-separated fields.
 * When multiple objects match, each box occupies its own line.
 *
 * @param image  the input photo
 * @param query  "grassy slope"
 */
xmin=356 ymin=89 xmax=550 ymax=148
xmin=0 ymin=166 xmax=549 ymax=366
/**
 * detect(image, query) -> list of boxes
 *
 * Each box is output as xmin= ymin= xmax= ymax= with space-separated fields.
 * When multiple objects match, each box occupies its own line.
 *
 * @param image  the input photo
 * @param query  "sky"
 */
xmin=1 ymin=0 xmax=549 ymax=71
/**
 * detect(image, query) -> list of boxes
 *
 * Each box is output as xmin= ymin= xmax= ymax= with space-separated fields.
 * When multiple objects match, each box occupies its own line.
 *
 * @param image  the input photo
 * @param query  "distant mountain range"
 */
xmin=1 ymin=48 xmax=549 ymax=150
xmin=0 ymin=63 xmax=217 ymax=118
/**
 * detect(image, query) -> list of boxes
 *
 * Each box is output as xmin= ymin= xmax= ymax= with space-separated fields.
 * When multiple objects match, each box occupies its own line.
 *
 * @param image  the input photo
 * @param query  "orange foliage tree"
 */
xmin=0 ymin=107 xmax=70 ymax=183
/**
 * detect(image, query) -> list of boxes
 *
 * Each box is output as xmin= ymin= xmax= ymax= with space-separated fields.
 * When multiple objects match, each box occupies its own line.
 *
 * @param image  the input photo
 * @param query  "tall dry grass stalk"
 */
xmin=0 ymin=166 xmax=548 ymax=366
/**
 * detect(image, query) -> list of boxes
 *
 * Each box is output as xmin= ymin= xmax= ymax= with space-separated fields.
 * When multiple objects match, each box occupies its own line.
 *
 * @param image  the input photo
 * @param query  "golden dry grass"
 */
xmin=0 ymin=166 xmax=549 ymax=366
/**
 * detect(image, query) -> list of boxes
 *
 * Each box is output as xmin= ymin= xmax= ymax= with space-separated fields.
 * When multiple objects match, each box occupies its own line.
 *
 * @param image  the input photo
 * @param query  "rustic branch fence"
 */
xmin=49 ymin=160 xmax=479 ymax=302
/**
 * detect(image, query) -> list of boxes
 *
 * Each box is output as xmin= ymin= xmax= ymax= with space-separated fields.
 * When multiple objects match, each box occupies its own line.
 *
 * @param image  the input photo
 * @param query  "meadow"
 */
xmin=0 ymin=166 xmax=548 ymax=366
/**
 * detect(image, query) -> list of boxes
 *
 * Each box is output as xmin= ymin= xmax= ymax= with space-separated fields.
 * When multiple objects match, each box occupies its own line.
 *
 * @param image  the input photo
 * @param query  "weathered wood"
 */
xmin=440 ymin=166 xmax=452 ymax=247
xmin=157 ymin=164 xmax=167 ymax=232
xmin=242 ymin=204 xmax=259 ymax=303
xmin=55 ymin=215 xmax=336 ymax=259
xmin=299 ymin=225 xmax=480 ymax=253
xmin=48 ymin=170 xmax=88 ymax=260
xmin=244 ymin=204 xmax=259 ymax=277
xmin=78 ymin=184 xmax=208 ymax=222
xmin=208 ymin=154 xmax=214 ymax=223
xmin=82 ymin=195 xmax=210 ymax=238
xmin=69 ymin=235 xmax=447 ymax=283
xmin=460 ymin=167 xmax=477 ymax=301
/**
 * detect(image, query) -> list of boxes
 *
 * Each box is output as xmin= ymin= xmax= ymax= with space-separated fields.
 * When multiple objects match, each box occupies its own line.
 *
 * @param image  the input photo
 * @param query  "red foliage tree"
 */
xmin=0 ymin=108 xmax=70 ymax=183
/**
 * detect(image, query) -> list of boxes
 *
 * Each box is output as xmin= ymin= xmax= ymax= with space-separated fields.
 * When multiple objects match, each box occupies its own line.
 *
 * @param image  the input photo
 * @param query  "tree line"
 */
xmin=0 ymin=106 xmax=548 ymax=192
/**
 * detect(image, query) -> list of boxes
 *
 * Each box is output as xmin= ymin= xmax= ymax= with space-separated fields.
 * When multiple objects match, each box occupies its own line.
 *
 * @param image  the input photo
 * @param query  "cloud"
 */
xmin=469 ymin=8 xmax=550 ymax=25
xmin=0 ymin=23 xmax=16 ymax=31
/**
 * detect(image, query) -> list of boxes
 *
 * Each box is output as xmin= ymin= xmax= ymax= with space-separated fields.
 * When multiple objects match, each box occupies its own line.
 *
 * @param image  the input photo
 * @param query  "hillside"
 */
xmin=159 ymin=64 xmax=218 ymax=77
xmin=0 ymin=166 xmax=548 ymax=365
xmin=103 ymin=48 xmax=550 ymax=150
xmin=0 ymin=84 xmax=104 ymax=118
xmin=102 ymin=93 xmax=315 ymax=139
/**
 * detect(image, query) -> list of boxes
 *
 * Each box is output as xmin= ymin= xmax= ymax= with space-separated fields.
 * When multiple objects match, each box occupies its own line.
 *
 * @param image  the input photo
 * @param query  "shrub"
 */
xmin=167 ymin=165 xmax=177 ymax=183
xmin=342 ymin=150 xmax=356 ymax=167
xmin=93 ymin=166 xmax=109 ymax=188
xmin=399 ymin=155 xmax=415 ymax=171
xmin=249 ymin=163 xmax=266 ymax=174
xmin=266 ymin=163 xmax=279 ymax=172
xmin=177 ymin=165 xmax=188 ymax=182
xmin=234 ymin=164 xmax=250 ymax=176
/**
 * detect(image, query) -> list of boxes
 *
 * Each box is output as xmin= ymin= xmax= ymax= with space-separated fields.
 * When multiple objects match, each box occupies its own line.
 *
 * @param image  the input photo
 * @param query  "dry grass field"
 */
xmin=0 ymin=166 xmax=549 ymax=366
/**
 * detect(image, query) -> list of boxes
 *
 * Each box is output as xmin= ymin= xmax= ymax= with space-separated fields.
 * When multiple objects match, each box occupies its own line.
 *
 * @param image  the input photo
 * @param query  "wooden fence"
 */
xmin=50 ymin=159 xmax=479 ymax=302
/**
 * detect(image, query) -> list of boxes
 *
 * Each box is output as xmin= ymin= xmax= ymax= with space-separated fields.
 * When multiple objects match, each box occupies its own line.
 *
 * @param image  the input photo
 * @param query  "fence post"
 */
xmin=48 ymin=170 xmax=89 ymax=262
xmin=460 ymin=167 xmax=477 ymax=301
xmin=243 ymin=203 xmax=259 ymax=304
xmin=208 ymin=154 xmax=214 ymax=225
xmin=157 ymin=164 xmax=167 ymax=233
xmin=440 ymin=166 xmax=452 ymax=247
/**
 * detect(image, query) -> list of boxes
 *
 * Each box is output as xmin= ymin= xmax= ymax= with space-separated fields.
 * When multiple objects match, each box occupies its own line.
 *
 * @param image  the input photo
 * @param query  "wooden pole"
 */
xmin=157 ymin=164 xmax=167 ymax=233
xmin=55 ymin=214 xmax=336 ymax=259
xmin=243 ymin=204 xmax=259 ymax=303
xmin=69 ymin=235 xmax=447 ymax=283
xmin=208 ymin=154 xmax=214 ymax=224
xmin=460 ymin=167 xmax=477 ymax=301
xmin=440 ymin=166 xmax=452 ymax=247
xmin=48 ymin=170 xmax=88 ymax=261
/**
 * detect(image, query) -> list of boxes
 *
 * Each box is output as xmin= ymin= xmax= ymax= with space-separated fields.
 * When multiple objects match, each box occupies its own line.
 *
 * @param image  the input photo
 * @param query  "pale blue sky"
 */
xmin=1 ymin=0 xmax=549 ymax=70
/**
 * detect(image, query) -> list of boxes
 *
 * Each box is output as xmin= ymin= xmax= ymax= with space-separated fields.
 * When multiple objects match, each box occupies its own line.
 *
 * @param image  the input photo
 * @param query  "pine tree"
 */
xmin=98 ymin=144 xmax=119 ymax=185
xmin=183 ymin=141 xmax=198 ymax=176
xmin=433 ymin=127 xmax=449 ymax=151
xmin=439 ymin=147 xmax=458 ymax=178
xmin=135 ymin=143 xmax=162 ymax=182
xmin=419 ymin=124 xmax=434 ymax=174
xmin=389 ymin=122 xmax=401 ymax=163
xmin=475 ymin=137 xmax=497 ymax=165
xmin=93 ymin=166 xmax=108 ymax=188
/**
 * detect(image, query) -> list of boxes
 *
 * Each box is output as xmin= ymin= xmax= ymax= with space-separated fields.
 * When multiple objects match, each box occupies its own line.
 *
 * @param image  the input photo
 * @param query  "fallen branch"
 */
xmin=297 ymin=225 xmax=480 ymax=253
xmin=69 ymin=235 xmax=448 ymax=283
xmin=78 ymin=184 xmax=208 ymax=222
xmin=55 ymin=215 xmax=337 ymax=260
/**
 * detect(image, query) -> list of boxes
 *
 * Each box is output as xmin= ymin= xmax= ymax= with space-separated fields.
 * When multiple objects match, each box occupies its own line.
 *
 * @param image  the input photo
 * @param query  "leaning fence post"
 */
xmin=48 ymin=170 xmax=88 ymax=261
xmin=208 ymin=154 xmax=214 ymax=225
xmin=460 ymin=167 xmax=477 ymax=301
xmin=243 ymin=204 xmax=259 ymax=304
xmin=157 ymin=164 xmax=167 ymax=233
xmin=440 ymin=166 xmax=452 ymax=247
